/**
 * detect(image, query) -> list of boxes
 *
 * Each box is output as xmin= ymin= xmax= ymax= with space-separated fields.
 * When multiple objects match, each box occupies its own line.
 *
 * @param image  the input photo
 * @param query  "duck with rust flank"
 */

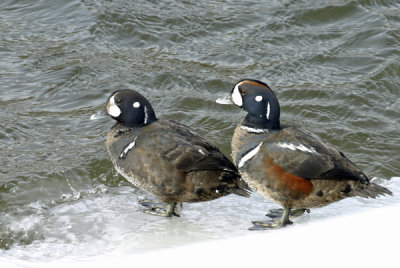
xmin=217 ymin=79 xmax=392 ymax=230
xmin=91 ymin=89 xmax=250 ymax=217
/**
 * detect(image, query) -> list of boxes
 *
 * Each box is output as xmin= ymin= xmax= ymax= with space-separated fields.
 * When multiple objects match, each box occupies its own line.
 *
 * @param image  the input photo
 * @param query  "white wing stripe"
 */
xmin=276 ymin=142 xmax=316 ymax=153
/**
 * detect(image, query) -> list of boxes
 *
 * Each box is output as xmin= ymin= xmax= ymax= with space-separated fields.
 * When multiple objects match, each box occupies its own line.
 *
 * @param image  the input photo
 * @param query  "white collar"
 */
xmin=240 ymin=125 xmax=268 ymax=133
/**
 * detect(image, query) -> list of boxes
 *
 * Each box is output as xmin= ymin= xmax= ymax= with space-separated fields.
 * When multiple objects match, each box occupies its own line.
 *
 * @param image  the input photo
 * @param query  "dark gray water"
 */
xmin=1 ymin=0 xmax=399 ymax=263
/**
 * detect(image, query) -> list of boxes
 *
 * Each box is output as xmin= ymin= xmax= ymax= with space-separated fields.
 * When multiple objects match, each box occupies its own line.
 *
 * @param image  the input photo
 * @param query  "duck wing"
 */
xmin=161 ymin=120 xmax=239 ymax=174
xmin=259 ymin=126 xmax=370 ymax=184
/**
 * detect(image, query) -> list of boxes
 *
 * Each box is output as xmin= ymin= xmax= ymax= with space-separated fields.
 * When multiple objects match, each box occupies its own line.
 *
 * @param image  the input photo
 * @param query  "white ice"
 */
xmin=1 ymin=177 xmax=399 ymax=268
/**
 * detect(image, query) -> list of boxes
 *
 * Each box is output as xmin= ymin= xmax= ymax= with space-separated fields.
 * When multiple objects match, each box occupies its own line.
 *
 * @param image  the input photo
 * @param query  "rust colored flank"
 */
xmin=264 ymin=157 xmax=313 ymax=199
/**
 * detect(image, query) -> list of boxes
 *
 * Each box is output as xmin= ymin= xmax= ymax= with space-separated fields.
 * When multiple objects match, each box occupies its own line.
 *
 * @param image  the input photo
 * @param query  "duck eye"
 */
xmin=113 ymin=96 xmax=122 ymax=104
xmin=133 ymin=102 xmax=141 ymax=108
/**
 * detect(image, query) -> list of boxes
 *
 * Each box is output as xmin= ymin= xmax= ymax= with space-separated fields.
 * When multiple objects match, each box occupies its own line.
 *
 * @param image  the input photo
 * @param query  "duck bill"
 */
xmin=215 ymin=96 xmax=233 ymax=105
xmin=90 ymin=108 xmax=108 ymax=120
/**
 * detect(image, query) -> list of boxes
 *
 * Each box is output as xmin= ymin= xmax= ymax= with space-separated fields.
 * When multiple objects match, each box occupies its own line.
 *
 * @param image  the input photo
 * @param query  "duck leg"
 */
xmin=265 ymin=208 xmax=310 ymax=219
xmin=139 ymin=200 xmax=180 ymax=217
xmin=249 ymin=207 xmax=294 ymax=230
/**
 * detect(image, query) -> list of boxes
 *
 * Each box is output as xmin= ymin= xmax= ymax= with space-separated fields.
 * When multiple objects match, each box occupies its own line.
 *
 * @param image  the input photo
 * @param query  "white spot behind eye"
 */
xmin=133 ymin=102 xmax=140 ymax=108
xmin=107 ymin=95 xmax=121 ymax=117
xmin=266 ymin=102 xmax=270 ymax=119
xmin=231 ymin=83 xmax=243 ymax=107
xmin=255 ymin=95 xmax=263 ymax=102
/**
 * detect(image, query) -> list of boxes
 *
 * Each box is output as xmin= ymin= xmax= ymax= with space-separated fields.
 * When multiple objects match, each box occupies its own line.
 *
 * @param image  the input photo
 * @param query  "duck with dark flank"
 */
xmin=217 ymin=79 xmax=392 ymax=230
xmin=91 ymin=89 xmax=250 ymax=217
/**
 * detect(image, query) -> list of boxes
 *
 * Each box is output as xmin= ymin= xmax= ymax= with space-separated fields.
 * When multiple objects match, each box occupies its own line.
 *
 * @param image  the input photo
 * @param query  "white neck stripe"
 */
xmin=144 ymin=106 xmax=148 ymax=124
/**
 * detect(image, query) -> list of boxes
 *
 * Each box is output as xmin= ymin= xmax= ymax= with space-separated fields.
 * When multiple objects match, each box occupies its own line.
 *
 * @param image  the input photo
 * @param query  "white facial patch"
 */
xmin=198 ymin=149 xmax=206 ymax=156
xmin=255 ymin=95 xmax=263 ymax=102
xmin=107 ymin=95 xmax=121 ymax=117
xmin=238 ymin=142 xmax=263 ymax=168
xmin=276 ymin=142 xmax=316 ymax=153
xmin=231 ymin=82 xmax=243 ymax=107
xmin=266 ymin=102 xmax=270 ymax=119
xmin=133 ymin=102 xmax=141 ymax=108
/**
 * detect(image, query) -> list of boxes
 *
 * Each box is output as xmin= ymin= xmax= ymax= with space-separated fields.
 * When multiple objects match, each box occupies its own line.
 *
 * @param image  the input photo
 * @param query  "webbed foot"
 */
xmin=249 ymin=208 xmax=297 ymax=231
xmin=265 ymin=208 xmax=310 ymax=219
xmin=139 ymin=200 xmax=180 ymax=217
xmin=249 ymin=218 xmax=293 ymax=230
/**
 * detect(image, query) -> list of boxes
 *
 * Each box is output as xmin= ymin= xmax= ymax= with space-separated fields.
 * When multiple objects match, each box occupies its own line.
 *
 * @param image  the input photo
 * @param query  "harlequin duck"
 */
xmin=91 ymin=89 xmax=250 ymax=217
xmin=217 ymin=79 xmax=392 ymax=229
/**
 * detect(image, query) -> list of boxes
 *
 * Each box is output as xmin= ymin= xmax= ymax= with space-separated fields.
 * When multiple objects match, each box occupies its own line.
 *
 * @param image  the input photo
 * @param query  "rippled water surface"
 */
xmin=1 ymin=0 xmax=399 ymax=263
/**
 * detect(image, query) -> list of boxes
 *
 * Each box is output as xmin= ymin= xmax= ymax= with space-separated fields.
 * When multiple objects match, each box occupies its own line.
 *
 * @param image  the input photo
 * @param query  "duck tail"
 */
xmin=354 ymin=182 xmax=392 ymax=198
xmin=229 ymin=178 xmax=252 ymax=197
xmin=220 ymin=172 xmax=252 ymax=197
